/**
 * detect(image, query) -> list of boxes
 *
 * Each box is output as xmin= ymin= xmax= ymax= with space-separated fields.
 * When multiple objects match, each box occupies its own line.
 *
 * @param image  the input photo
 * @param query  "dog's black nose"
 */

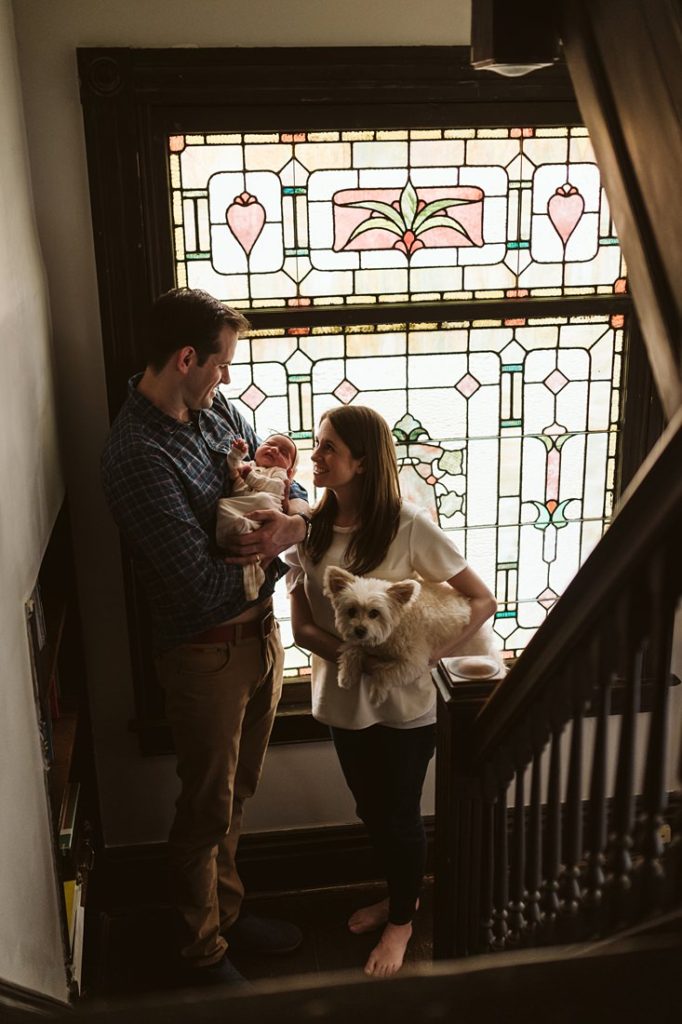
xmin=354 ymin=626 xmax=367 ymax=638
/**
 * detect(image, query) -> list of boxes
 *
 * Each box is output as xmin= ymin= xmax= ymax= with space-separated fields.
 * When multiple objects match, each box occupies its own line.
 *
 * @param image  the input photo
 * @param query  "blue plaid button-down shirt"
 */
xmin=101 ymin=374 xmax=307 ymax=652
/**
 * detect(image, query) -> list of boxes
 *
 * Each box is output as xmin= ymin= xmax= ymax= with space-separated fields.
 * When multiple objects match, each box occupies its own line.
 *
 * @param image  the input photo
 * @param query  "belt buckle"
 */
xmin=260 ymin=610 xmax=274 ymax=639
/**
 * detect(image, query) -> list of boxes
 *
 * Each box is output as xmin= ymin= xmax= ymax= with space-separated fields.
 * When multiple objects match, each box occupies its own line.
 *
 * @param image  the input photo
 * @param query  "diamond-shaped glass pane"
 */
xmin=544 ymin=369 xmax=569 ymax=394
xmin=455 ymin=373 xmax=481 ymax=399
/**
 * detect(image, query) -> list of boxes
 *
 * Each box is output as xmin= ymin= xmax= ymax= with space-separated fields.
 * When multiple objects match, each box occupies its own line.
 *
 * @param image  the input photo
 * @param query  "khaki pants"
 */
xmin=156 ymin=623 xmax=283 ymax=965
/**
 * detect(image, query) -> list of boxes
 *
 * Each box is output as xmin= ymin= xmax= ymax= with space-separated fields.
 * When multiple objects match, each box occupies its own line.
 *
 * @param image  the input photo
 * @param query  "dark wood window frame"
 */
xmin=78 ymin=46 xmax=658 ymax=753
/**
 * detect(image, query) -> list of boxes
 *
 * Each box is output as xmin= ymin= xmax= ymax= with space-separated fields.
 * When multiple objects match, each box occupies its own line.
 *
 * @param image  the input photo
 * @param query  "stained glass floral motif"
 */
xmin=168 ymin=127 xmax=625 ymax=307
xmin=222 ymin=315 xmax=623 ymax=672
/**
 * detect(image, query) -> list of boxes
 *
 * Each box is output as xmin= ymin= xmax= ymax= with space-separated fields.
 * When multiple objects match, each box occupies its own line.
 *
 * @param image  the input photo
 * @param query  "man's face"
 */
xmin=255 ymin=435 xmax=297 ymax=474
xmin=184 ymin=326 xmax=238 ymax=411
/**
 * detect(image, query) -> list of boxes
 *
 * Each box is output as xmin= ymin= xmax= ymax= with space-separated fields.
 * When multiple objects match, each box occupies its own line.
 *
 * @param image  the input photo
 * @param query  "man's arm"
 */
xmin=223 ymin=505 xmax=309 ymax=565
xmin=104 ymin=447 xmax=249 ymax=615
xmin=217 ymin=399 xmax=310 ymax=561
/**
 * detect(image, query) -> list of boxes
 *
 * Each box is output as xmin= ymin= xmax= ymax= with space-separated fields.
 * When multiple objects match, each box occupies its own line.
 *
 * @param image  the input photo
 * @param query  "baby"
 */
xmin=216 ymin=433 xmax=298 ymax=601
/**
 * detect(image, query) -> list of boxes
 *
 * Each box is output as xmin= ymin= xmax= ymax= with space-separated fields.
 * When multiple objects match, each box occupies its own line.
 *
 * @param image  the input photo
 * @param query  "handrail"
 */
xmin=470 ymin=406 xmax=682 ymax=765
xmin=434 ymin=404 xmax=682 ymax=959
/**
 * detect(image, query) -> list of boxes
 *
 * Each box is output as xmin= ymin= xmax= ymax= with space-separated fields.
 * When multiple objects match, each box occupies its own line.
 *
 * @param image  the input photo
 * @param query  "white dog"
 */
xmin=323 ymin=565 xmax=504 ymax=706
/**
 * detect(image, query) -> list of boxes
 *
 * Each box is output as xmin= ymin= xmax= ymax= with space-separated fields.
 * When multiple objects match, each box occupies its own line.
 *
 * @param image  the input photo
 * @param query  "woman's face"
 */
xmin=311 ymin=418 xmax=365 ymax=497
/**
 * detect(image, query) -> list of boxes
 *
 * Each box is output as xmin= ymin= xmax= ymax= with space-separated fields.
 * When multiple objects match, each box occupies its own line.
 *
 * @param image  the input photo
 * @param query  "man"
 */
xmin=101 ymin=288 xmax=311 ymax=986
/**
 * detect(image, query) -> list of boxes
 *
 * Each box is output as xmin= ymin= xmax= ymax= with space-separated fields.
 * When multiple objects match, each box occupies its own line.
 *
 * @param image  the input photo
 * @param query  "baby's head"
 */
xmin=254 ymin=434 xmax=298 ymax=476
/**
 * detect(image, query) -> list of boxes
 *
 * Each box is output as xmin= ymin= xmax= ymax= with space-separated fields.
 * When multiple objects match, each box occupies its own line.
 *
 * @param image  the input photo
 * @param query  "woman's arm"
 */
xmin=429 ymin=566 xmax=498 ymax=663
xmin=290 ymin=582 xmax=343 ymax=663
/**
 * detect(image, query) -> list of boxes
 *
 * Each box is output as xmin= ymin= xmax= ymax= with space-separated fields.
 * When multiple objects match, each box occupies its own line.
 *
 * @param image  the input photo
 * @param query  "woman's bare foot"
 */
xmin=347 ymin=898 xmax=389 ymax=934
xmin=364 ymin=921 xmax=412 ymax=977
xmin=348 ymin=897 xmax=419 ymax=935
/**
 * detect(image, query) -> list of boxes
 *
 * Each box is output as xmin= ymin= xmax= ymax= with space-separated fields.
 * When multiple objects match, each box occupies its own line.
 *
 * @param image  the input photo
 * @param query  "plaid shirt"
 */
xmin=101 ymin=374 xmax=307 ymax=652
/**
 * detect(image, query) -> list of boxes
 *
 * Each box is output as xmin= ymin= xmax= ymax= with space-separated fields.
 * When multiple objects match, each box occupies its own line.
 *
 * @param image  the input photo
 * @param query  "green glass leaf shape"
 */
xmin=347 ymin=216 xmax=403 ymax=242
xmin=529 ymin=500 xmax=551 ymax=530
xmin=393 ymin=412 xmax=429 ymax=445
xmin=400 ymin=180 xmax=419 ymax=230
xmin=345 ymin=199 xmax=405 ymax=231
xmin=413 ymin=197 xmax=474 ymax=232
xmin=438 ymin=492 xmax=464 ymax=518
xmin=415 ymin=214 xmax=475 ymax=244
xmin=550 ymin=498 xmax=574 ymax=528
xmin=407 ymin=427 xmax=429 ymax=442
xmin=554 ymin=432 xmax=574 ymax=451
xmin=538 ymin=434 xmax=555 ymax=452
xmin=438 ymin=449 xmax=463 ymax=475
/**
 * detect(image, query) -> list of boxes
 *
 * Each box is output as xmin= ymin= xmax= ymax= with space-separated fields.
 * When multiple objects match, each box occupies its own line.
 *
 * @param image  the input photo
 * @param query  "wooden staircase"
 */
xmin=433 ymin=408 xmax=682 ymax=959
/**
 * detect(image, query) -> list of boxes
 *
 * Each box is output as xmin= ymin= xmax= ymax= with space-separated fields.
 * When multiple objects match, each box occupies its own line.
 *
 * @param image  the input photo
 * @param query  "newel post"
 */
xmin=433 ymin=663 xmax=500 ymax=959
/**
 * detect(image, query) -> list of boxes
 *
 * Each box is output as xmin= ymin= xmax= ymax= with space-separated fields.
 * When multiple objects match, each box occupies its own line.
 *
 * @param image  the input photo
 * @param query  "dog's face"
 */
xmin=323 ymin=566 xmax=420 ymax=646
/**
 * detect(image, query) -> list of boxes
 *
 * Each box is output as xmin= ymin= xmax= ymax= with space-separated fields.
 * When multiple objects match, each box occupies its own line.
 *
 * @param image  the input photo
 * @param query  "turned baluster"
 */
xmin=583 ymin=635 xmax=612 ymax=931
xmin=638 ymin=548 xmax=674 ymax=910
xmin=479 ymin=796 xmax=495 ymax=952
xmin=524 ymin=747 xmax=544 ymax=935
xmin=606 ymin=596 xmax=643 ymax=923
xmin=508 ymin=765 xmax=526 ymax=944
xmin=541 ymin=726 xmax=563 ymax=940
xmin=560 ymin=696 xmax=584 ymax=938
xmin=492 ymin=781 xmax=509 ymax=949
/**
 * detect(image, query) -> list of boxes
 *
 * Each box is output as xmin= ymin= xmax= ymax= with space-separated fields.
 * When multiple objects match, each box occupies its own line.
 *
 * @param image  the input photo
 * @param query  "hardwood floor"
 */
xmin=85 ymin=881 xmax=434 ymax=998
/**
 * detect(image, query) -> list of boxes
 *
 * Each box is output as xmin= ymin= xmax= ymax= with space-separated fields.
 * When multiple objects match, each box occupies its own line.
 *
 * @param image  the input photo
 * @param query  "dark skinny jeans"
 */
xmin=330 ymin=722 xmax=436 ymax=926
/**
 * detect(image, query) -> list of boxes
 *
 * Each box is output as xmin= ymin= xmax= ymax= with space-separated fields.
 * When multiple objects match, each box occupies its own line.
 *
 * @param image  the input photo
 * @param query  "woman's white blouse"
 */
xmin=285 ymin=502 xmax=467 ymax=730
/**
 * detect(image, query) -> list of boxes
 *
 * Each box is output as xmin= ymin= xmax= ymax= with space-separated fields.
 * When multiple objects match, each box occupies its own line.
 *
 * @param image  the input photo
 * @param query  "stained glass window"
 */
xmin=167 ymin=126 xmax=627 ymax=677
xmin=170 ymin=127 xmax=625 ymax=307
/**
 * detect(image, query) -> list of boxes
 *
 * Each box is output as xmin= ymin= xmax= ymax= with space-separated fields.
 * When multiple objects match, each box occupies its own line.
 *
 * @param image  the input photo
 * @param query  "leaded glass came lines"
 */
xmin=169 ymin=127 xmax=625 ymax=308
xmin=167 ymin=124 xmax=628 ymax=678
xmin=225 ymin=316 xmax=623 ymax=671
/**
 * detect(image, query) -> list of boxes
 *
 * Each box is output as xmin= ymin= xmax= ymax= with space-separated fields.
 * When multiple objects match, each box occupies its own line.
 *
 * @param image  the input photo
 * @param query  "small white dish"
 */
xmin=443 ymin=655 xmax=501 ymax=680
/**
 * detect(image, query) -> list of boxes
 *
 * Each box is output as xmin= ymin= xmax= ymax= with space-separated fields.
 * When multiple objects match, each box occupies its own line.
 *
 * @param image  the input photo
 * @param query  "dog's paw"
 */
xmin=337 ymin=668 xmax=356 ymax=690
xmin=337 ymin=661 xmax=358 ymax=690
xmin=367 ymin=682 xmax=390 ymax=706
xmin=337 ymin=646 xmax=363 ymax=690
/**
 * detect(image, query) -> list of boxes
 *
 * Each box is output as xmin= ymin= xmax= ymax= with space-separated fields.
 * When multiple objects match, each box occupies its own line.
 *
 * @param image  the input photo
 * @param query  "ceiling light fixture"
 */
xmin=471 ymin=0 xmax=561 ymax=78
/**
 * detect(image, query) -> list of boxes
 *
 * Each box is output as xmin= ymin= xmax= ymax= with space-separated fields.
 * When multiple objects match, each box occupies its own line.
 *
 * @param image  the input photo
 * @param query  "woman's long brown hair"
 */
xmin=306 ymin=406 xmax=401 ymax=575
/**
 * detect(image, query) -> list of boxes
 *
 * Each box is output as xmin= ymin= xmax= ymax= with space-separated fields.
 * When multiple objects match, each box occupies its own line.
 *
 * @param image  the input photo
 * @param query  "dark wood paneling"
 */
xmin=90 ymin=819 xmax=435 ymax=911
xmin=561 ymin=0 xmax=682 ymax=418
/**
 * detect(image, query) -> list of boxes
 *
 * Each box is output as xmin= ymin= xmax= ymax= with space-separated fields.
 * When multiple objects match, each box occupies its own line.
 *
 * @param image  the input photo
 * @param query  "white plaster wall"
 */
xmin=10 ymin=0 xmax=471 ymax=847
xmin=0 ymin=0 xmax=69 ymax=1000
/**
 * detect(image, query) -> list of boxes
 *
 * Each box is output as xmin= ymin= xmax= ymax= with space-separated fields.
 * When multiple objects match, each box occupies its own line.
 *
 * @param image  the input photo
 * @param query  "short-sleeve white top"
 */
xmin=285 ymin=501 xmax=467 ymax=730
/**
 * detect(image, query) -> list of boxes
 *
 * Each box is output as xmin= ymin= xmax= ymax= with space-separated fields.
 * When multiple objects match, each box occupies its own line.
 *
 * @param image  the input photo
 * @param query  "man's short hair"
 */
xmin=144 ymin=288 xmax=251 ymax=371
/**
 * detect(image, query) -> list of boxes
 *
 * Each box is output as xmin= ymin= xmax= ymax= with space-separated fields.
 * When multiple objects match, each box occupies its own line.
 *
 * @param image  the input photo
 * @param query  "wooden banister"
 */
xmin=434 ymin=412 xmax=682 ymax=959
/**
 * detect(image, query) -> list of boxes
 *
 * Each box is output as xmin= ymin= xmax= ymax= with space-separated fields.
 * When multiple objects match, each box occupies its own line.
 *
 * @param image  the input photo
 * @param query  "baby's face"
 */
xmin=255 ymin=435 xmax=297 ymax=473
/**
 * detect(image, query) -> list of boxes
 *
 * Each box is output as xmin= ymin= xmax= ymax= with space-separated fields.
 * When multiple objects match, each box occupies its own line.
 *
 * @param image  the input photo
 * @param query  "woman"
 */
xmin=287 ymin=406 xmax=497 ymax=977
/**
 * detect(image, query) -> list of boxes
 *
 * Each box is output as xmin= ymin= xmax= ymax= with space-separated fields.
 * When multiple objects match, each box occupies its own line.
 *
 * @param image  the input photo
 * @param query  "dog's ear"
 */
xmin=386 ymin=579 xmax=420 ymax=607
xmin=323 ymin=565 xmax=356 ymax=598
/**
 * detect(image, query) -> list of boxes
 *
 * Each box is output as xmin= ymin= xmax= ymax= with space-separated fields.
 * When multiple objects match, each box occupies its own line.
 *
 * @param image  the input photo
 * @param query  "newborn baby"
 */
xmin=216 ymin=433 xmax=297 ymax=601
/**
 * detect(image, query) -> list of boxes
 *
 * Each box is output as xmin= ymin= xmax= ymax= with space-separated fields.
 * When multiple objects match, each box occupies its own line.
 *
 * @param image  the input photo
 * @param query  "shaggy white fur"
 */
xmin=323 ymin=565 xmax=504 ymax=706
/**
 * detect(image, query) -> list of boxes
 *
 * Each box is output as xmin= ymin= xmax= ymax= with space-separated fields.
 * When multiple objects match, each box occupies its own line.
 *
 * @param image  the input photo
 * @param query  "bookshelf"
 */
xmin=25 ymin=501 xmax=97 ymax=999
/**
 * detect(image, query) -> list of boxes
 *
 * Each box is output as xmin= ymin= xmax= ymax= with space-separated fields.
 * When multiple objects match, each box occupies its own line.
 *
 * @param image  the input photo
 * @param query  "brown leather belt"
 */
xmin=189 ymin=609 xmax=275 ymax=645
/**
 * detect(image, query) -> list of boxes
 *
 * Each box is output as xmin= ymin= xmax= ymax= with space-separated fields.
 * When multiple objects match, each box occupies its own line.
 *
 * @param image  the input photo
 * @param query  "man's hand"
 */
xmin=222 ymin=509 xmax=307 ymax=566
